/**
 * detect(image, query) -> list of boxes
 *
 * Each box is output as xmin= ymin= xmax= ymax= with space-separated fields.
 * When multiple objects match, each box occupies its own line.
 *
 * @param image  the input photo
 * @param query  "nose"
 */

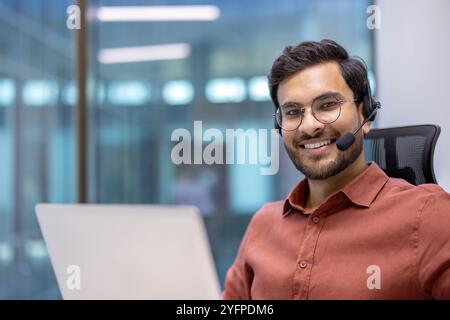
xmin=298 ymin=107 xmax=325 ymax=136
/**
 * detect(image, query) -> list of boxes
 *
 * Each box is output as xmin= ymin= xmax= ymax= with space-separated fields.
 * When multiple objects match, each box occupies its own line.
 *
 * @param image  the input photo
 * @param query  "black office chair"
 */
xmin=364 ymin=124 xmax=441 ymax=185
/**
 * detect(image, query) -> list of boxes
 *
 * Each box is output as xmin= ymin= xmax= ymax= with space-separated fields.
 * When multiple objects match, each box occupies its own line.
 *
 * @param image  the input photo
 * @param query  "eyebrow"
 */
xmin=280 ymin=91 xmax=343 ymax=109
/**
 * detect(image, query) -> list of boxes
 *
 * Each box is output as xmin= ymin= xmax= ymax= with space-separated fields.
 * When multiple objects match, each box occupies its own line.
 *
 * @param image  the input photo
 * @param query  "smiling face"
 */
xmin=277 ymin=62 xmax=369 ymax=180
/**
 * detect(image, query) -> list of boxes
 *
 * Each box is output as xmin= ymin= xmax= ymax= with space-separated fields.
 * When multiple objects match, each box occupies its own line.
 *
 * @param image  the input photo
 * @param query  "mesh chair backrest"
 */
xmin=364 ymin=125 xmax=440 ymax=185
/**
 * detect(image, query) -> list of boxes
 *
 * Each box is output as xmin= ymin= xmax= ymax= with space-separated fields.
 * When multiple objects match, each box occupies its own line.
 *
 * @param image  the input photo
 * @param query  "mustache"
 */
xmin=294 ymin=130 xmax=340 ymax=145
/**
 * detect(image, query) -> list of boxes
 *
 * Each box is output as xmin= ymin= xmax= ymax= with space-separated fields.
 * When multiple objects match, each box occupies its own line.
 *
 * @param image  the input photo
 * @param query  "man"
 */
xmin=222 ymin=39 xmax=450 ymax=299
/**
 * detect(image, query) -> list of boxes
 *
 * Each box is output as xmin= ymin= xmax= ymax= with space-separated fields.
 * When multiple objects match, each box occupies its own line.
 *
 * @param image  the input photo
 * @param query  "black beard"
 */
xmin=284 ymin=131 xmax=363 ymax=180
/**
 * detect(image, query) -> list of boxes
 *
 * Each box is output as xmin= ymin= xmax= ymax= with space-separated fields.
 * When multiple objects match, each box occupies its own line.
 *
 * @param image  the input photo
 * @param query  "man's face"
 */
xmin=277 ymin=62 xmax=369 ymax=180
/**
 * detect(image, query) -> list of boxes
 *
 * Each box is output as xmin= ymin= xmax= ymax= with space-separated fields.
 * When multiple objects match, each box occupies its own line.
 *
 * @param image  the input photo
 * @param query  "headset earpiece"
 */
xmin=363 ymin=81 xmax=379 ymax=122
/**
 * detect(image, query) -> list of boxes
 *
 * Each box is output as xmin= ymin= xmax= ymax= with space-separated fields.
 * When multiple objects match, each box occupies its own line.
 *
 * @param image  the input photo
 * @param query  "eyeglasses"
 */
xmin=274 ymin=97 xmax=357 ymax=131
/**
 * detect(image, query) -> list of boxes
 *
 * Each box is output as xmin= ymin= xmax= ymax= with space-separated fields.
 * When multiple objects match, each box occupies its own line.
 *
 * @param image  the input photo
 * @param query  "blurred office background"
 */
xmin=0 ymin=0 xmax=448 ymax=299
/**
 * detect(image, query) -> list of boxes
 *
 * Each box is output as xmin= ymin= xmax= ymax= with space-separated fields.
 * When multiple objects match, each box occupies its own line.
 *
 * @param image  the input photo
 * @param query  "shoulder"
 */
xmin=382 ymin=177 xmax=449 ymax=205
xmin=415 ymin=184 xmax=450 ymax=221
xmin=417 ymin=183 xmax=450 ymax=198
xmin=245 ymin=200 xmax=285 ymax=237
xmin=384 ymin=180 xmax=450 ymax=233
xmin=253 ymin=200 xmax=285 ymax=222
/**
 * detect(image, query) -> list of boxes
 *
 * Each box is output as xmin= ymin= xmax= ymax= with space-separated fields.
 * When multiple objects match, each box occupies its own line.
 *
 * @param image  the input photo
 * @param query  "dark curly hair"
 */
xmin=268 ymin=39 xmax=369 ymax=110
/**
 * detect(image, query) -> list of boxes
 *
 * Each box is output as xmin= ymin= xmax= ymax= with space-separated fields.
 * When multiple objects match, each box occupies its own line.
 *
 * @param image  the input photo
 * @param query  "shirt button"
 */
xmin=312 ymin=216 xmax=320 ymax=224
xmin=298 ymin=261 xmax=308 ymax=269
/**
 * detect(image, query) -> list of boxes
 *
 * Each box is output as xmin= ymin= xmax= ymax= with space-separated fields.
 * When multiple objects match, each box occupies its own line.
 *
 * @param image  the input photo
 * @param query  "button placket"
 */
xmin=292 ymin=213 xmax=326 ymax=299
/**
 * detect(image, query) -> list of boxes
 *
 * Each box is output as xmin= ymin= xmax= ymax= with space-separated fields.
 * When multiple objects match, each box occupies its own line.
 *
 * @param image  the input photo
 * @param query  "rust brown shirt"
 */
xmin=223 ymin=162 xmax=450 ymax=299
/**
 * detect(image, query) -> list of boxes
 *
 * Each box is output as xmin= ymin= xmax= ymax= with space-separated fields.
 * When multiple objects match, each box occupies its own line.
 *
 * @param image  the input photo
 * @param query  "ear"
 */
xmin=363 ymin=120 xmax=372 ymax=135
xmin=358 ymin=102 xmax=371 ymax=135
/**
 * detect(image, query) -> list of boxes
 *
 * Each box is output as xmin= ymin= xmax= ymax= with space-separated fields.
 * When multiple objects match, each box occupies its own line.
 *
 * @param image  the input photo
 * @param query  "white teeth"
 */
xmin=303 ymin=139 xmax=332 ymax=149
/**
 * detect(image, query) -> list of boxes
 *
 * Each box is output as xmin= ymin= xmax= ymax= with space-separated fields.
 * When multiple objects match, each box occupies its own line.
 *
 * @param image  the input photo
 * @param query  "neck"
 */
xmin=306 ymin=153 xmax=368 ymax=210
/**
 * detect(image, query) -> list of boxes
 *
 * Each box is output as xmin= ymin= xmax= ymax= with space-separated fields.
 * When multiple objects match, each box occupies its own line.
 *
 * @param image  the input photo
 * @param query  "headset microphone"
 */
xmin=336 ymin=103 xmax=380 ymax=151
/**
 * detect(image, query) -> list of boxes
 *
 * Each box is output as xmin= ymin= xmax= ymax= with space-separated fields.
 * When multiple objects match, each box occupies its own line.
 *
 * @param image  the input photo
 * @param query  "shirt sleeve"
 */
xmin=221 ymin=216 xmax=255 ymax=300
xmin=416 ymin=187 xmax=450 ymax=299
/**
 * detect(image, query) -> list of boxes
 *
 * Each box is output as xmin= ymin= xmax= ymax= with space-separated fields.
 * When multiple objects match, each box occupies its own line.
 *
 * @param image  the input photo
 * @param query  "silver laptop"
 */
xmin=35 ymin=204 xmax=221 ymax=300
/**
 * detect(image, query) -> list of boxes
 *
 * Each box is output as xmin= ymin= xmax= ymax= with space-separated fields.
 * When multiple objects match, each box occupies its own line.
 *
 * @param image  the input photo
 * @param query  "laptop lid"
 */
xmin=35 ymin=204 xmax=221 ymax=300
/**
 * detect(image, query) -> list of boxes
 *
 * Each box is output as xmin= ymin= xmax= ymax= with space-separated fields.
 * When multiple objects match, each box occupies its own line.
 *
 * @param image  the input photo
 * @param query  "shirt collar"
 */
xmin=282 ymin=162 xmax=389 ymax=217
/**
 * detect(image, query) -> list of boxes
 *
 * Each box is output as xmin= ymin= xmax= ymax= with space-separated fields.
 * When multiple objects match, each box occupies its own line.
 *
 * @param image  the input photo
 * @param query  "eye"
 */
xmin=285 ymin=109 xmax=301 ymax=116
xmin=319 ymin=101 xmax=340 ymax=110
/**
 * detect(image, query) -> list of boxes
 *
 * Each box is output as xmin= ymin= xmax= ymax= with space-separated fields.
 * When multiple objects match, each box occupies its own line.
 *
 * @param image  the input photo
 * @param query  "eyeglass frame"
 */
xmin=273 ymin=97 xmax=359 ymax=132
